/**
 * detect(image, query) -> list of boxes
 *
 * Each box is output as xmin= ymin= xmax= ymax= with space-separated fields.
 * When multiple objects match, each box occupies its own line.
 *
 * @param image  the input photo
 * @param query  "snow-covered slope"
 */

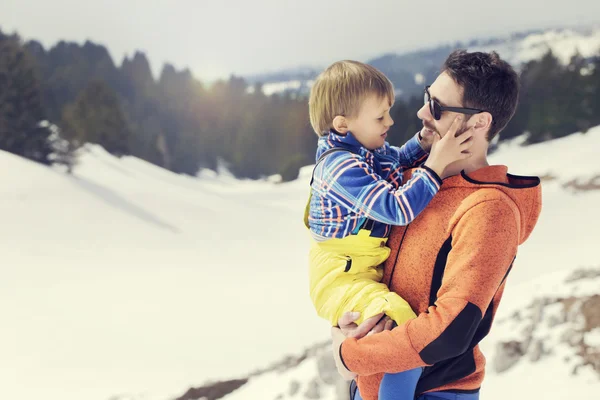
xmin=2 ymin=126 xmax=600 ymax=400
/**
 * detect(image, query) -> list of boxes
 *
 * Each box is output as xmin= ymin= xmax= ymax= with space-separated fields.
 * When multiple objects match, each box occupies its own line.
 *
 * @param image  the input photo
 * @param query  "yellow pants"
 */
xmin=308 ymin=229 xmax=417 ymax=327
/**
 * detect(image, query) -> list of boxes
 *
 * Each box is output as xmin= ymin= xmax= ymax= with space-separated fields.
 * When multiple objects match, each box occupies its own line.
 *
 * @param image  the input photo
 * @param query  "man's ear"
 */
xmin=332 ymin=115 xmax=349 ymax=134
xmin=473 ymin=112 xmax=493 ymax=132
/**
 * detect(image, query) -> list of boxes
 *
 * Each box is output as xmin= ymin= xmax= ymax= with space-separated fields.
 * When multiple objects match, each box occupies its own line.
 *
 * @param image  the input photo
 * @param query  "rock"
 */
xmin=289 ymin=380 xmax=301 ymax=397
xmin=581 ymin=295 xmax=600 ymax=331
xmin=316 ymin=351 xmax=340 ymax=385
xmin=531 ymin=299 xmax=545 ymax=325
xmin=511 ymin=310 xmax=521 ymax=322
xmin=529 ymin=339 xmax=544 ymax=362
xmin=334 ymin=380 xmax=351 ymax=400
xmin=304 ymin=378 xmax=321 ymax=400
xmin=522 ymin=333 xmax=533 ymax=354
xmin=521 ymin=323 xmax=534 ymax=338
xmin=565 ymin=267 xmax=600 ymax=283
xmin=564 ymin=299 xmax=583 ymax=324
xmin=175 ymin=379 xmax=248 ymax=400
xmin=547 ymin=314 xmax=563 ymax=328
xmin=562 ymin=329 xmax=584 ymax=347
xmin=493 ymin=340 xmax=525 ymax=373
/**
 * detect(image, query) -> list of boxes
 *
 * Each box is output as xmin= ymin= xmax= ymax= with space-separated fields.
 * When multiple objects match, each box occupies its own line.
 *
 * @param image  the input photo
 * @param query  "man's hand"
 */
xmin=331 ymin=312 xmax=395 ymax=380
xmin=331 ymin=326 xmax=357 ymax=380
xmin=339 ymin=311 xmax=394 ymax=338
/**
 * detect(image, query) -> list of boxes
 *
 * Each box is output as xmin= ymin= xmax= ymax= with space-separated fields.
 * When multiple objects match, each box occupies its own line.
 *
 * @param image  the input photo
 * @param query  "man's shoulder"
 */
xmin=462 ymin=187 xmax=518 ymax=209
xmin=448 ymin=187 xmax=520 ymax=233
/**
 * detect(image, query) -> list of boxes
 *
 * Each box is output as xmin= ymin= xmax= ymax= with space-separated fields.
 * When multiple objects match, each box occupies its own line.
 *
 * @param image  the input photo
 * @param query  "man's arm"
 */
xmin=331 ymin=312 xmax=394 ymax=380
xmin=338 ymin=199 xmax=519 ymax=376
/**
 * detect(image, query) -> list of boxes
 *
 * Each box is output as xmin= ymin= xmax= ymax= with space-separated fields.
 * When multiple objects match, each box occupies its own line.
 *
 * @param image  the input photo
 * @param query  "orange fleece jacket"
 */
xmin=340 ymin=165 xmax=542 ymax=399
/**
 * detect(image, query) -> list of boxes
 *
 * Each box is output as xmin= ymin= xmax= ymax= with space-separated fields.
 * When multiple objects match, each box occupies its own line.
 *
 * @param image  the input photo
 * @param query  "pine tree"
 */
xmin=0 ymin=32 xmax=54 ymax=164
xmin=589 ymin=53 xmax=600 ymax=127
xmin=61 ymin=80 xmax=132 ymax=156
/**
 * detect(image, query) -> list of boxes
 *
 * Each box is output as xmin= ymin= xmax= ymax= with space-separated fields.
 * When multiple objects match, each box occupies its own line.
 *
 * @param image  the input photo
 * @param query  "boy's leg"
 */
xmin=379 ymin=368 xmax=422 ymax=400
xmin=350 ymin=379 xmax=362 ymax=400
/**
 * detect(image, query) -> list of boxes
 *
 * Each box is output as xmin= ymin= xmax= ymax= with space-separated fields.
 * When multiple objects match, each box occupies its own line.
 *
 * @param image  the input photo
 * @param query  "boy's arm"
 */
xmin=389 ymin=132 xmax=429 ymax=169
xmin=314 ymin=153 xmax=442 ymax=226
xmin=338 ymin=199 xmax=519 ymax=375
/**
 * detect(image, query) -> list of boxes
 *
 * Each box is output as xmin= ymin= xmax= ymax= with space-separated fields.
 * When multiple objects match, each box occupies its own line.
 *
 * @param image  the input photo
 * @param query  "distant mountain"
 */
xmin=244 ymin=66 xmax=322 ymax=85
xmin=251 ymin=25 xmax=600 ymax=100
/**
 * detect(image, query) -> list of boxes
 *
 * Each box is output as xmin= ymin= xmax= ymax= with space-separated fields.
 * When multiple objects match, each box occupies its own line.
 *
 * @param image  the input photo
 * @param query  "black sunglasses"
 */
xmin=424 ymin=85 xmax=485 ymax=121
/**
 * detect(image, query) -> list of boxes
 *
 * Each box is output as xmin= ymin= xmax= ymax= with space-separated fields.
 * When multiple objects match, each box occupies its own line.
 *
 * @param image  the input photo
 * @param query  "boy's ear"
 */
xmin=332 ymin=115 xmax=349 ymax=134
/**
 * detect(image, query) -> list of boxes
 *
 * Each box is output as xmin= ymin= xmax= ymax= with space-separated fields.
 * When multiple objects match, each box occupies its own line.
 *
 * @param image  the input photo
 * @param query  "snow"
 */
xmin=2 ymin=124 xmax=600 ymax=400
xmin=472 ymin=27 xmax=600 ymax=66
xmin=261 ymin=80 xmax=304 ymax=96
xmin=0 ymin=145 xmax=329 ymax=400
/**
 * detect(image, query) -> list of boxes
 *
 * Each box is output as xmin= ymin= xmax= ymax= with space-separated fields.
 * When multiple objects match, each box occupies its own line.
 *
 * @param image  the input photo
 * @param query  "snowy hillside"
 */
xmin=201 ymin=267 xmax=600 ymax=400
xmin=175 ymin=127 xmax=600 ymax=400
xmin=0 ymin=145 xmax=329 ymax=400
xmin=472 ymin=26 xmax=600 ymax=66
xmin=2 ymin=126 xmax=600 ymax=400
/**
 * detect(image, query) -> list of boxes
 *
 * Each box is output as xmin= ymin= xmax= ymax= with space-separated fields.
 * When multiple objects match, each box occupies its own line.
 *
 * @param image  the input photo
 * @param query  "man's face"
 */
xmin=347 ymin=94 xmax=394 ymax=150
xmin=417 ymin=72 xmax=470 ymax=139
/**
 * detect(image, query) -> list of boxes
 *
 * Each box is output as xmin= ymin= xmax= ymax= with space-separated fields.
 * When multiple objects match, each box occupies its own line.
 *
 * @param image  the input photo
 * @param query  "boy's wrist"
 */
xmin=423 ymin=160 xmax=443 ymax=179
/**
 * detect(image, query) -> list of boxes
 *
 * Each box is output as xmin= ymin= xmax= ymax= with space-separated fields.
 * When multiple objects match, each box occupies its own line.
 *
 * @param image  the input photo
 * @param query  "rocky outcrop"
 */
xmin=493 ymin=268 xmax=600 ymax=378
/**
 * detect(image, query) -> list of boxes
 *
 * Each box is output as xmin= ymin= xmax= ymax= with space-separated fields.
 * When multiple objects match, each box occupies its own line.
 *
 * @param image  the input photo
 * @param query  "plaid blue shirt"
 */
xmin=307 ymin=130 xmax=442 ymax=240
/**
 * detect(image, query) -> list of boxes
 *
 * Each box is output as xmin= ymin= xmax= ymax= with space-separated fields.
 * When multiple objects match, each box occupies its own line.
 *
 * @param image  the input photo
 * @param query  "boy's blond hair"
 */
xmin=309 ymin=60 xmax=395 ymax=137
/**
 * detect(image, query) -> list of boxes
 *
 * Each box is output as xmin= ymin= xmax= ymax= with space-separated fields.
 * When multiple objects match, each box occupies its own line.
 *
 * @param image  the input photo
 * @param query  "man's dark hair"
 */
xmin=442 ymin=50 xmax=519 ymax=141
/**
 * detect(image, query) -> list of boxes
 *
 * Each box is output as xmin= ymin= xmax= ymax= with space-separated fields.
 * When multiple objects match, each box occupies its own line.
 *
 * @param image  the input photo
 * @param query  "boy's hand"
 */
xmin=423 ymin=116 xmax=473 ymax=178
xmin=338 ymin=312 xmax=393 ymax=338
xmin=331 ymin=312 xmax=395 ymax=380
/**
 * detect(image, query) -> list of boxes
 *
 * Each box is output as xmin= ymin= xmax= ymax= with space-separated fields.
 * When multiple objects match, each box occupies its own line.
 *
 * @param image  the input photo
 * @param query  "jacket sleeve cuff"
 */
xmin=339 ymin=341 xmax=352 ymax=372
xmin=340 ymin=324 xmax=429 ymax=376
xmin=420 ymin=165 xmax=443 ymax=187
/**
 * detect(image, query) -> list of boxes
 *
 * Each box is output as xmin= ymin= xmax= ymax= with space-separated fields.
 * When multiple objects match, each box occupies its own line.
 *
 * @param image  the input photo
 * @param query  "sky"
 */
xmin=1 ymin=0 xmax=600 ymax=81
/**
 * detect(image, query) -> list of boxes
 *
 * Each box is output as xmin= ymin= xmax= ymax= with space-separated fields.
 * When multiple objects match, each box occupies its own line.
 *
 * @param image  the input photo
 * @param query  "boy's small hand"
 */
xmin=331 ymin=312 xmax=395 ymax=380
xmin=338 ymin=311 xmax=386 ymax=338
xmin=423 ymin=116 xmax=473 ymax=178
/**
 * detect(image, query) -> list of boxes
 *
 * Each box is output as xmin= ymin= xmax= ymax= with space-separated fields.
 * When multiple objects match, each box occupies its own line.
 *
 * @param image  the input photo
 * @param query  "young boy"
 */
xmin=304 ymin=60 xmax=472 ymax=399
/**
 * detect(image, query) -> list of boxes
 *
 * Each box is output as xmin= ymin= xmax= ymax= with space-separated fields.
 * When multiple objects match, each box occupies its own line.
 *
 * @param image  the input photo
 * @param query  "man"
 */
xmin=331 ymin=50 xmax=542 ymax=400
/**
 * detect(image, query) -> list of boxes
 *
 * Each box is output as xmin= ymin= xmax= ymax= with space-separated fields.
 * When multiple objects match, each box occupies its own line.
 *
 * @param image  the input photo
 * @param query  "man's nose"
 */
xmin=417 ymin=103 xmax=432 ymax=121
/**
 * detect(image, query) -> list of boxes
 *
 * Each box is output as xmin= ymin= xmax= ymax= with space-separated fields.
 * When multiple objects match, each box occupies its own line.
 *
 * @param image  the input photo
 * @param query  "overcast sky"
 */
xmin=2 ymin=0 xmax=599 ymax=81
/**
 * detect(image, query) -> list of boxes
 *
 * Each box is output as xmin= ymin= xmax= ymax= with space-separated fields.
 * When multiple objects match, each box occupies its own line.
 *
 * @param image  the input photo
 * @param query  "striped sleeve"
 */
xmin=313 ymin=153 xmax=442 ymax=226
xmin=389 ymin=132 xmax=428 ymax=168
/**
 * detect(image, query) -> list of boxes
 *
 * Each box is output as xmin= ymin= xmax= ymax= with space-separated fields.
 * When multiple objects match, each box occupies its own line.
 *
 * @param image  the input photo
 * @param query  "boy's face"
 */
xmin=346 ymin=94 xmax=394 ymax=150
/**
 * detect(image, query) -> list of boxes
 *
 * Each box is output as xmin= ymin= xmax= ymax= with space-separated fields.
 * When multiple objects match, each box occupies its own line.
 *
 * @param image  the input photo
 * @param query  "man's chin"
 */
xmin=421 ymin=127 xmax=437 ymax=138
